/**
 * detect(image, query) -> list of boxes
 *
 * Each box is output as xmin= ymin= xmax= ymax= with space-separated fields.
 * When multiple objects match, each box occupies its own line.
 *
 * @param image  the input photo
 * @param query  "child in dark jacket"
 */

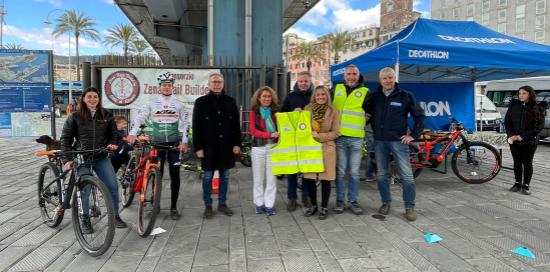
xmin=111 ymin=116 xmax=132 ymax=173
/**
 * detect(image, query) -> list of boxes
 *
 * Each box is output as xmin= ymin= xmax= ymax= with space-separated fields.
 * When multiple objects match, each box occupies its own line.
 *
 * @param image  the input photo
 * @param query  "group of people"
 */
xmin=250 ymin=65 xmax=426 ymax=221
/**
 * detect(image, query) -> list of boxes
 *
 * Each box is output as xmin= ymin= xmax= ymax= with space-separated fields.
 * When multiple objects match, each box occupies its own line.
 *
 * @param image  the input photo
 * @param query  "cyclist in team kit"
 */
xmin=126 ymin=72 xmax=190 ymax=220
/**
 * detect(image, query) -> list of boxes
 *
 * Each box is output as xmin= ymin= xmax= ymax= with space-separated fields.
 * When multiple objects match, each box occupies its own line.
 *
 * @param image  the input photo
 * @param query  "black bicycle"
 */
xmin=36 ymin=148 xmax=115 ymax=256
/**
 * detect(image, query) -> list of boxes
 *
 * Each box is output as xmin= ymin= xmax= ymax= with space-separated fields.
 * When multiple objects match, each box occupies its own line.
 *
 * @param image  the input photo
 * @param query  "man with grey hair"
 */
xmin=193 ymin=72 xmax=241 ymax=219
xmin=367 ymin=67 xmax=425 ymax=221
xmin=331 ymin=64 xmax=370 ymax=215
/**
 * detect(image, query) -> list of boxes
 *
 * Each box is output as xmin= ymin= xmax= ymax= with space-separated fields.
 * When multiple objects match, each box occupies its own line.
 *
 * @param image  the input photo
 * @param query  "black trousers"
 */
xmin=303 ymin=178 xmax=332 ymax=208
xmin=509 ymin=144 xmax=537 ymax=186
xmin=157 ymin=147 xmax=181 ymax=209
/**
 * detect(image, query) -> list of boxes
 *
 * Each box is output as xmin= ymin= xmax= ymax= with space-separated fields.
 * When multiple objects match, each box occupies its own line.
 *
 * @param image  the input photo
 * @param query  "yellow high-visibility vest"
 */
xmin=332 ymin=84 xmax=368 ymax=138
xmin=270 ymin=111 xmax=324 ymax=175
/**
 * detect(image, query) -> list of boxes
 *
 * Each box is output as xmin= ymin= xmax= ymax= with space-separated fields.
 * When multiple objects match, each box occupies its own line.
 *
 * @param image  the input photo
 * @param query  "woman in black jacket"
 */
xmin=61 ymin=87 xmax=127 ymax=231
xmin=504 ymin=85 xmax=545 ymax=195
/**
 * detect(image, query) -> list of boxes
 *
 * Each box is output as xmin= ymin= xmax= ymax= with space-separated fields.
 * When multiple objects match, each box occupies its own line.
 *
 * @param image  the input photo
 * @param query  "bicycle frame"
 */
xmin=129 ymin=143 xmax=161 ymax=203
xmin=413 ymin=123 xmax=471 ymax=169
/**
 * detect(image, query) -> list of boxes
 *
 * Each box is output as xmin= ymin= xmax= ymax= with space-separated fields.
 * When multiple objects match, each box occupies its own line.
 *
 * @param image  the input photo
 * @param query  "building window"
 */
xmin=498 ymin=9 xmax=507 ymax=23
xmin=369 ymin=29 xmax=373 ymax=35
xmin=467 ymin=3 xmax=474 ymax=17
xmin=498 ymin=22 xmax=507 ymax=33
xmin=536 ymin=15 xmax=545 ymax=30
xmin=482 ymin=13 xmax=490 ymax=25
xmin=453 ymin=8 xmax=459 ymax=18
xmin=536 ymin=0 xmax=546 ymax=14
xmin=499 ymin=0 xmax=507 ymax=7
xmin=535 ymin=31 xmax=545 ymax=43
xmin=482 ymin=0 xmax=490 ymax=12
xmin=516 ymin=4 xmax=525 ymax=18
xmin=516 ymin=18 xmax=525 ymax=33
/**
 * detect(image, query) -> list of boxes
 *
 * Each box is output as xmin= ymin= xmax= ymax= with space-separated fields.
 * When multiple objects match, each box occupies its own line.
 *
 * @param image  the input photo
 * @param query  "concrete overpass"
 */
xmin=114 ymin=0 xmax=319 ymax=66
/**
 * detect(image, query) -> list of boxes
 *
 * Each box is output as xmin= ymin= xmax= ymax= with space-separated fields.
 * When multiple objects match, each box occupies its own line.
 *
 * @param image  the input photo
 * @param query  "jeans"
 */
xmin=287 ymin=174 xmax=308 ymax=201
xmin=202 ymin=169 xmax=230 ymax=207
xmin=79 ymin=157 xmax=120 ymax=216
xmin=364 ymin=130 xmax=375 ymax=177
xmin=374 ymin=140 xmax=416 ymax=208
xmin=336 ymin=136 xmax=363 ymax=203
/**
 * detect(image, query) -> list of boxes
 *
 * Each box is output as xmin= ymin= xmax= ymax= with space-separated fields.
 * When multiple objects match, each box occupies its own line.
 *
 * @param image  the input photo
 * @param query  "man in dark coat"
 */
xmin=280 ymin=72 xmax=313 ymax=211
xmin=193 ymin=72 xmax=242 ymax=219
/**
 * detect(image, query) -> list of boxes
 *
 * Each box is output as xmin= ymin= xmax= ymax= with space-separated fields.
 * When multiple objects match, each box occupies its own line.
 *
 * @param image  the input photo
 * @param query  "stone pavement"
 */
xmin=1 ymin=129 xmax=550 ymax=271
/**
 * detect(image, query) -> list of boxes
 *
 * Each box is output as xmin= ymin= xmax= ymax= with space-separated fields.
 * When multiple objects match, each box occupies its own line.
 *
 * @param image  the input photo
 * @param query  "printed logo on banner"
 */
xmin=104 ymin=71 xmax=140 ymax=106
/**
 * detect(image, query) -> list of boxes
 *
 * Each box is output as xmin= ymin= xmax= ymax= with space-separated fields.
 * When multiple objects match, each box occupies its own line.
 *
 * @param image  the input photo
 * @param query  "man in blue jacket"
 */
xmin=367 ymin=67 xmax=425 ymax=221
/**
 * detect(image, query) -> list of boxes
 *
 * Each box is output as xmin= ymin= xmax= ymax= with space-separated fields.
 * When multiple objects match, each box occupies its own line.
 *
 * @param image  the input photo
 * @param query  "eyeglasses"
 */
xmin=210 ymin=81 xmax=224 ymax=84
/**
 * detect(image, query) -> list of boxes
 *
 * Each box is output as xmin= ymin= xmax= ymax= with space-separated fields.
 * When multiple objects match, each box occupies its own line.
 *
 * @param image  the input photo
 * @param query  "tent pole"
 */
xmin=395 ymin=42 xmax=400 ymax=82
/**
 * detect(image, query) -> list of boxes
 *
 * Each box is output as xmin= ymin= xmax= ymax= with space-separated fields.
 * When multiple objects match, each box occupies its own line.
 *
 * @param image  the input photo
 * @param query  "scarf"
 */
xmin=311 ymin=103 xmax=327 ymax=132
xmin=259 ymin=107 xmax=276 ymax=143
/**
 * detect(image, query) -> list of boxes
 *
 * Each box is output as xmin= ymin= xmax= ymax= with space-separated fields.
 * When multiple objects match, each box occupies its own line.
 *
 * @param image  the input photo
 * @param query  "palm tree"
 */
xmin=295 ymin=42 xmax=322 ymax=73
xmin=103 ymin=23 xmax=138 ymax=61
xmin=129 ymin=38 xmax=152 ymax=56
xmin=323 ymin=31 xmax=350 ymax=64
xmin=52 ymin=10 xmax=100 ymax=81
xmin=2 ymin=42 xmax=24 ymax=49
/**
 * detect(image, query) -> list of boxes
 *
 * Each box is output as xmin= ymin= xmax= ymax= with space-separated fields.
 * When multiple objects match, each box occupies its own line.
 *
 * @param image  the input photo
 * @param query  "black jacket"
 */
xmin=60 ymin=109 xmax=117 ymax=160
xmin=281 ymin=83 xmax=313 ymax=112
xmin=504 ymin=99 xmax=545 ymax=145
xmin=330 ymin=74 xmax=370 ymax=113
xmin=367 ymin=83 xmax=425 ymax=141
xmin=193 ymin=91 xmax=241 ymax=171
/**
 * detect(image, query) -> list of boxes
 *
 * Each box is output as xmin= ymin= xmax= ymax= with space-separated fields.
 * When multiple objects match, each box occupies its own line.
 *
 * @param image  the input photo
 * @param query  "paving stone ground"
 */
xmin=2 ymin=117 xmax=550 ymax=272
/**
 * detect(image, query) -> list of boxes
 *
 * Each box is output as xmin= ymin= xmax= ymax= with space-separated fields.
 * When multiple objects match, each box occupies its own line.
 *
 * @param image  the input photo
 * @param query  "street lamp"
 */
xmin=44 ymin=9 xmax=73 ymax=103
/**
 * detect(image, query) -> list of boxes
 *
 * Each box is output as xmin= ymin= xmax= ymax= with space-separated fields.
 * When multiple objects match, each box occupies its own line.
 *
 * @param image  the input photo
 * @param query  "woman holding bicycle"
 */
xmin=302 ymin=86 xmax=340 ymax=220
xmin=249 ymin=86 xmax=280 ymax=216
xmin=505 ymin=85 xmax=546 ymax=195
xmin=60 ymin=87 xmax=127 ymax=232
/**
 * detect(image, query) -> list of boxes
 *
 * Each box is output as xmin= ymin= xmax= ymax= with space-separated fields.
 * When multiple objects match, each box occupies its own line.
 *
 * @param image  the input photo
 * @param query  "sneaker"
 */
xmin=378 ymin=203 xmax=391 ymax=215
xmin=405 ymin=208 xmax=417 ymax=221
xmin=218 ymin=204 xmax=234 ymax=216
xmin=204 ymin=206 xmax=214 ymax=219
xmin=333 ymin=201 xmax=345 ymax=214
xmin=80 ymin=214 xmax=93 ymax=234
xmin=115 ymin=216 xmax=128 ymax=228
xmin=170 ymin=208 xmax=181 ymax=220
xmin=318 ymin=207 xmax=328 ymax=220
xmin=287 ymin=199 xmax=297 ymax=212
xmin=521 ymin=185 xmax=531 ymax=195
xmin=90 ymin=205 xmax=101 ymax=218
xmin=509 ymin=183 xmax=522 ymax=192
xmin=255 ymin=205 xmax=265 ymax=214
xmin=265 ymin=207 xmax=276 ymax=216
xmin=304 ymin=206 xmax=318 ymax=217
xmin=349 ymin=202 xmax=363 ymax=215
xmin=365 ymin=176 xmax=376 ymax=182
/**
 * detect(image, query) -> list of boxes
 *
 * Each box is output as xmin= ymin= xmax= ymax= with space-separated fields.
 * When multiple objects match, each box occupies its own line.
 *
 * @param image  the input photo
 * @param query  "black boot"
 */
xmin=115 ymin=216 xmax=128 ymax=228
xmin=509 ymin=183 xmax=522 ymax=192
xmin=304 ymin=206 xmax=317 ymax=217
xmin=521 ymin=184 xmax=531 ymax=195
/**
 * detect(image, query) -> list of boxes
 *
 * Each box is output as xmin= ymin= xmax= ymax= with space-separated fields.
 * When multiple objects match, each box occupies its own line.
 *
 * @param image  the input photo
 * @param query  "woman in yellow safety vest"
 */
xmin=249 ymin=86 xmax=280 ymax=216
xmin=302 ymin=86 xmax=340 ymax=220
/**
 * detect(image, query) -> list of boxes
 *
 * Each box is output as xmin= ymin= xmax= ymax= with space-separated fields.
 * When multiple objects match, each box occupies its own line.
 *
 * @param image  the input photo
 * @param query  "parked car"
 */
xmin=537 ymin=92 xmax=550 ymax=140
xmin=476 ymin=94 xmax=503 ymax=132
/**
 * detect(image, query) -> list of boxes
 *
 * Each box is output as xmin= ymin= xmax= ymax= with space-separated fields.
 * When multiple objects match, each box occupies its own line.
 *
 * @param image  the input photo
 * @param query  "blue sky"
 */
xmin=2 ymin=0 xmax=431 ymax=55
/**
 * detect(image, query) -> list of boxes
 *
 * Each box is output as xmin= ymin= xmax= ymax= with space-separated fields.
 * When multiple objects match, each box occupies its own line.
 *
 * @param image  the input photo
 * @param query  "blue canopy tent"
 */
xmin=331 ymin=18 xmax=550 ymax=131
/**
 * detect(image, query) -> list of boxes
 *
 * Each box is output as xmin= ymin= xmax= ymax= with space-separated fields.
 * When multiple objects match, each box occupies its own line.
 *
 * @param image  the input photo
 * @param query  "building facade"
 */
xmin=380 ymin=0 xmax=421 ymax=42
xmin=283 ymin=33 xmax=331 ymax=87
xmin=431 ymin=0 xmax=550 ymax=45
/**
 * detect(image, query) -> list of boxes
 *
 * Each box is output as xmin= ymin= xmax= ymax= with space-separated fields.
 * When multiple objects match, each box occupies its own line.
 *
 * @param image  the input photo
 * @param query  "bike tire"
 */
xmin=239 ymin=152 xmax=252 ymax=167
xmin=409 ymin=144 xmax=424 ymax=178
xmin=71 ymin=176 xmax=115 ymax=257
xmin=137 ymin=166 xmax=162 ymax=237
xmin=38 ymin=162 xmax=64 ymax=228
xmin=119 ymin=155 xmax=137 ymax=208
xmin=451 ymin=141 xmax=501 ymax=184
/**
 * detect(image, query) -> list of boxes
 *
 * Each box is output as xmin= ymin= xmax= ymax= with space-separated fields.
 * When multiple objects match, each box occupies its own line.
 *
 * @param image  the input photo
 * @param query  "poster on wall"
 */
xmin=0 ymin=49 xmax=53 ymax=137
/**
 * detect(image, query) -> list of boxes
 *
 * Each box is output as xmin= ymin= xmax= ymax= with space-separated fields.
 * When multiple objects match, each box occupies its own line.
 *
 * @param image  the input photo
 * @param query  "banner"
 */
xmin=365 ymin=82 xmax=475 ymax=131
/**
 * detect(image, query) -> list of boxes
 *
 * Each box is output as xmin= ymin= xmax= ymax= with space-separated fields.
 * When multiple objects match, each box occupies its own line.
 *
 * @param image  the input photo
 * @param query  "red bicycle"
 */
xmin=410 ymin=118 xmax=502 ymax=184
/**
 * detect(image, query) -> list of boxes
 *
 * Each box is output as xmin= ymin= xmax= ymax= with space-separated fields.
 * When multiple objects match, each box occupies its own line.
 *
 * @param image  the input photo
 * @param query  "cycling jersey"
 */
xmin=130 ymin=95 xmax=189 ymax=144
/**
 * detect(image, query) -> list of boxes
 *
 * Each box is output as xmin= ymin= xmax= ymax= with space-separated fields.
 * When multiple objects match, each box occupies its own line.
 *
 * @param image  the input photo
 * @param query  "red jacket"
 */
xmin=249 ymin=110 xmax=278 ymax=146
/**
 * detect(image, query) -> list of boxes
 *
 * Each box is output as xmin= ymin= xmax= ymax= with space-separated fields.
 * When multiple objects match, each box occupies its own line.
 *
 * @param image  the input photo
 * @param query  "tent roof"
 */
xmin=331 ymin=18 xmax=550 ymax=83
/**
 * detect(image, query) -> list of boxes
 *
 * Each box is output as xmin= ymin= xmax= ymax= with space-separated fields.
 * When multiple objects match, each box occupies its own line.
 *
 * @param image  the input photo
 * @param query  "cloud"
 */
xmin=33 ymin=0 xmax=63 ymax=8
xmin=284 ymin=27 xmax=318 ymax=41
xmin=299 ymin=1 xmax=331 ymax=28
xmin=332 ymin=4 xmax=380 ymax=30
xmin=3 ymin=24 xmax=102 ymax=56
xmin=413 ymin=0 xmax=431 ymax=18
xmin=323 ymin=0 xmax=351 ymax=10
xmin=104 ymin=0 xmax=115 ymax=4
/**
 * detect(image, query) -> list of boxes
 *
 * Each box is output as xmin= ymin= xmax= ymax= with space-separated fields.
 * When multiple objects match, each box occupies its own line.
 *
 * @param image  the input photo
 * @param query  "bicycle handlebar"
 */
xmin=35 ymin=147 xmax=112 ymax=158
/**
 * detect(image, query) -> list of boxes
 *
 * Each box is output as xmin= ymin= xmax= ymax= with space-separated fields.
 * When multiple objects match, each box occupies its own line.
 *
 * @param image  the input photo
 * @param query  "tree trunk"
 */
xmin=76 ymin=33 xmax=81 ymax=81
xmin=307 ymin=59 xmax=312 ymax=73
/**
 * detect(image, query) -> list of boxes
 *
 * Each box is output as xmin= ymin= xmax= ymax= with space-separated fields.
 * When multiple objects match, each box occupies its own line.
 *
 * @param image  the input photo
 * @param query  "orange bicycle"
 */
xmin=118 ymin=135 xmax=165 ymax=236
xmin=410 ymin=117 xmax=502 ymax=184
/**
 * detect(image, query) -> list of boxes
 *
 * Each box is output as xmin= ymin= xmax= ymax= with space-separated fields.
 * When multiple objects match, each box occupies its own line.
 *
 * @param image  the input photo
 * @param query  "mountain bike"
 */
xmin=409 ymin=118 xmax=501 ymax=184
xmin=238 ymin=133 xmax=252 ymax=167
xmin=36 ymin=148 xmax=115 ymax=256
xmin=117 ymin=135 xmax=164 ymax=236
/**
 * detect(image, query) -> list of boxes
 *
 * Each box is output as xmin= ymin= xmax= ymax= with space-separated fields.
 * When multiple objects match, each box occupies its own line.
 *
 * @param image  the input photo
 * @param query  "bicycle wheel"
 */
xmin=239 ymin=148 xmax=252 ymax=167
xmin=409 ymin=144 xmax=424 ymax=178
xmin=137 ymin=166 xmax=162 ymax=237
xmin=119 ymin=155 xmax=137 ymax=207
xmin=451 ymin=141 xmax=501 ymax=184
xmin=72 ymin=175 xmax=115 ymax=257
xmin=37 ymin=162 xmax=64 ymax=228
